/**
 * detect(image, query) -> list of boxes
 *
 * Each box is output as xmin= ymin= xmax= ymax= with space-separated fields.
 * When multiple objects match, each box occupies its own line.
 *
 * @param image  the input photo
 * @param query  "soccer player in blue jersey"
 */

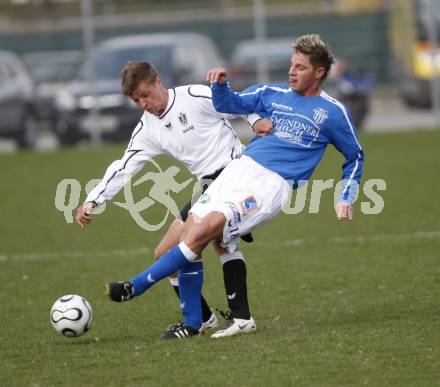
xmin=107 ymin=34 xmax=365 ymax=339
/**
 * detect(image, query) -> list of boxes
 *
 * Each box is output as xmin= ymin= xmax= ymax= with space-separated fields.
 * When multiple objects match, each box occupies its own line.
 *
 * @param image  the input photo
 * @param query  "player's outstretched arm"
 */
xmin=336 ymin=201 xmax=353 ymax=220
xmin=75 ymin=201 xmax=96 ymax=229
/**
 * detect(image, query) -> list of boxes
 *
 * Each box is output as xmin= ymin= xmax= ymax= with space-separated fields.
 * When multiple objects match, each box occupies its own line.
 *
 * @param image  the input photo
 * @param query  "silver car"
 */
xmin=0 ymin=50 xmax=37 ymax=148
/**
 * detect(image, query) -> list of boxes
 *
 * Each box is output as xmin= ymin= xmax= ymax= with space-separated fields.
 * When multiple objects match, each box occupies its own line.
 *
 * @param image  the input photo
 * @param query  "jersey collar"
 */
xmin=158 ymin=88 xmax=176 ymax=119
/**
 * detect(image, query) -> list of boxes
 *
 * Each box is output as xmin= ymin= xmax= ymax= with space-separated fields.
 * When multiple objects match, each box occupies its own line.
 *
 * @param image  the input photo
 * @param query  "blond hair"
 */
xmin=121 ymin=61 xmax=159 ymax=96
xmin=292 ymin=34 xmax=334 ymax=81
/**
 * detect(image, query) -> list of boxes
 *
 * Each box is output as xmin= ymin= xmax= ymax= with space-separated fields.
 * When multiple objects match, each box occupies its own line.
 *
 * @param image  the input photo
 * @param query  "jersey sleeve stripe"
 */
xmin=92 ymin=149 xmax=142 ymax=202
xmin=320 ymin=91 xmax=363 ymax=151
xmin=239 ymin=85 xmax=290 ymax=97
xmin=341 ymin=154 xmax=360 ymax=196
xmin=127 ymin=120 xmax=144 ymax=149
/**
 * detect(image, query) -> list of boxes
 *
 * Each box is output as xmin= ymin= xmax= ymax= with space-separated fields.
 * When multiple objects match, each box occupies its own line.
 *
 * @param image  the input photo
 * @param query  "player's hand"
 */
xmin=336 ymin=201 xmax=353 ymax=220
xmin=253 ymin=118 xmax=273 ymax=136
xmin=206 ymin=67 xmax=228 ymax=84
xmin=76 ymin=202 xmax=96 ymax=229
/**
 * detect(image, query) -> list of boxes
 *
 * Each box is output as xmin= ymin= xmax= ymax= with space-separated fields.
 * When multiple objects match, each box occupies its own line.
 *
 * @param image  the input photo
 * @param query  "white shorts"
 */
xmin=190 ymin=155 xmax=291 ymax=251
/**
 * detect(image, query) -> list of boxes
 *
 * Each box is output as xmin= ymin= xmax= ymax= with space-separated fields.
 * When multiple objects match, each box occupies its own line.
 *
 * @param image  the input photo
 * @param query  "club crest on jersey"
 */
xmin=198 ymin=193 xmax=210 ymax=204
xmin=313 ymin=107 xmax=328 ymax=125
xmin=240 ymin=195 xmax=258 ymax=215
xmin=178 ymin=111 xmax=194 ymax=133
xmin=178 ymin=112 xmax=188 ymax=126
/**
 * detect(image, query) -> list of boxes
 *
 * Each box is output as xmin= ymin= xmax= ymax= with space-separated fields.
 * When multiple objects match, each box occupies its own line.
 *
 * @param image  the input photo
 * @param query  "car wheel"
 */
xmin=16 ymin=110 xmax=39 ymax=149
xmin=57 ymin=127 xmax=80 ymax=146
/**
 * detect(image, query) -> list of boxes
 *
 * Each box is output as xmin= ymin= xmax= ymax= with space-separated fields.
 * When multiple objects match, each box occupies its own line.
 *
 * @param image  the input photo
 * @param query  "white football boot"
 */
xmin=199 ymin=312 xmax=219 ymax=333
xmin=211 ymin=316 xmax=257 ymax=338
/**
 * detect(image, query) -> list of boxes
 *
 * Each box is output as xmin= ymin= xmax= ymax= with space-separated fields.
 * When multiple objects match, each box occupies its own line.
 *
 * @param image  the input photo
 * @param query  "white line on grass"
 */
xmin=1 ymin=230 xmax=439 ymax=263
xmin=330 ymin=230 xmax=440 ymax=244
xmin=0 ymin=247 xmax=150 ymax=263
xmin=282 ymin=230 xmax=440 ymax=247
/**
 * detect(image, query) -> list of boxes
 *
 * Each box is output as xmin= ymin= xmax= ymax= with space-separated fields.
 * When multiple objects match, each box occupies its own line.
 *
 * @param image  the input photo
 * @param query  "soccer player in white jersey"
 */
xmin=76 ymin=61 xmax=268 ymax=338
xmin=106 ymin=34 xmax=365 ymax=339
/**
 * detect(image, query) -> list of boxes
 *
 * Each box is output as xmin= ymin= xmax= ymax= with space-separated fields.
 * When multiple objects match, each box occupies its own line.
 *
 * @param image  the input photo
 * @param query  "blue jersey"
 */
xmin=211 ymin=82 xmax=364 ymax=203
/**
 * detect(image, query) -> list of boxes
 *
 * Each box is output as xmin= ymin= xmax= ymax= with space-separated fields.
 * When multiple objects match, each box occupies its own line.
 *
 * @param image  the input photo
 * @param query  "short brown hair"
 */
xmin=292 ymin=34 xmax=334 ymax=81
xmin=121 ymin=61 xmax=158 ymax=96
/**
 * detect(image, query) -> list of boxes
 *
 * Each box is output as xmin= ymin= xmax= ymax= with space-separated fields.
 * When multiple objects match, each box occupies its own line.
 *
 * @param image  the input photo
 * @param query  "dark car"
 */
xmin=54 ymin=33 xmax=225 ymax=145
xmin=22 ymin=50 xmax=82 ymax=125
xmin=0 ymin=50 xmax=37 ymax=148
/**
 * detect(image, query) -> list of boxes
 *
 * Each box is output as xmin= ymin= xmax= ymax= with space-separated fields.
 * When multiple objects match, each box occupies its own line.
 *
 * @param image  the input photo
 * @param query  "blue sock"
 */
xmin=130 ymin=245 xmax=192 ymax=296
xmin=178 ymin=261 xmax=204 ymax=330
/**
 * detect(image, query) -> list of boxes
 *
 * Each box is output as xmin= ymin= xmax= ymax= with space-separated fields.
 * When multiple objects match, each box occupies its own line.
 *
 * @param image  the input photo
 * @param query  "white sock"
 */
xmin=219 ymin=250 xmax=244 ymax=266
xmin=178 ymin=241 xmax=198 ymax=261
xmin=169 ymin=277 xmax=179 ymax=287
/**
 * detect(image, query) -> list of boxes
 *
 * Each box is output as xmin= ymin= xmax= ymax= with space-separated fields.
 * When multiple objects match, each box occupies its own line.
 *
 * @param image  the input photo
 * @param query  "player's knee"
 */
xmin=181 ymin=213 xmax=225 ymax=252
xmin=184 ymin=223 xmax=210 ymax=249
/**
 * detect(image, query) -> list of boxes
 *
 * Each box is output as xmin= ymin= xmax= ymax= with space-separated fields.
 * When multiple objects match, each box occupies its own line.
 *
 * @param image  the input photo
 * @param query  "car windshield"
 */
xmin=238 ymin=51 xmax=287 ymax=66
xmin=29 ymin=60 xmax=80 ymax=83
xmin=75 ymin=45 xmax=172 ymax=83
xmin=234 ymin=49 xmax=290 ymax=83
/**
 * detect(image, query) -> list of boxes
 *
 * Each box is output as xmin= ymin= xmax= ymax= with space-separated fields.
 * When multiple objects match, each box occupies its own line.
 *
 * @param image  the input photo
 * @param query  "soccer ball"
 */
xmin=50 ymin=295 xmax=93 ymax=337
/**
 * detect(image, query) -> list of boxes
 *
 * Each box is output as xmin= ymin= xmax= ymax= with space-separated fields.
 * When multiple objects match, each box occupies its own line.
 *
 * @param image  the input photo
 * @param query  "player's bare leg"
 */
xmin=179 ymin=211 xmax=226 ymax=254
xmin=154 ymin=219 xmax=183 ymax=261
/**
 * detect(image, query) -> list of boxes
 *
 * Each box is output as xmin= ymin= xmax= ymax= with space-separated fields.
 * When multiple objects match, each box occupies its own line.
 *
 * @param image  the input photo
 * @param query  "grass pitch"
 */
xmin=1 ymin=130 xmax=439 ymax=386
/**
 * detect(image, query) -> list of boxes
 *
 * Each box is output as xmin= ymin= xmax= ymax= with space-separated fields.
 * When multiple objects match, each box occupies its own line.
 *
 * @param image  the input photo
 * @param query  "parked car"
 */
xmin=230 ymin=38 xmax=294 ymax=90
xmin=0 ymin=50 xmax=37 ymax=148
xmin=54 ymin=33 xmax=225 ymax=145
xmin=22 ymin=50 xmax=82 ymax=125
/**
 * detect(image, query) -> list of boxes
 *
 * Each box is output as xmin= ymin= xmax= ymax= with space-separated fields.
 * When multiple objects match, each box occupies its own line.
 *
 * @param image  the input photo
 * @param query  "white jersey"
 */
xmin=86 ymin=84 xmax=257 ymax=206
